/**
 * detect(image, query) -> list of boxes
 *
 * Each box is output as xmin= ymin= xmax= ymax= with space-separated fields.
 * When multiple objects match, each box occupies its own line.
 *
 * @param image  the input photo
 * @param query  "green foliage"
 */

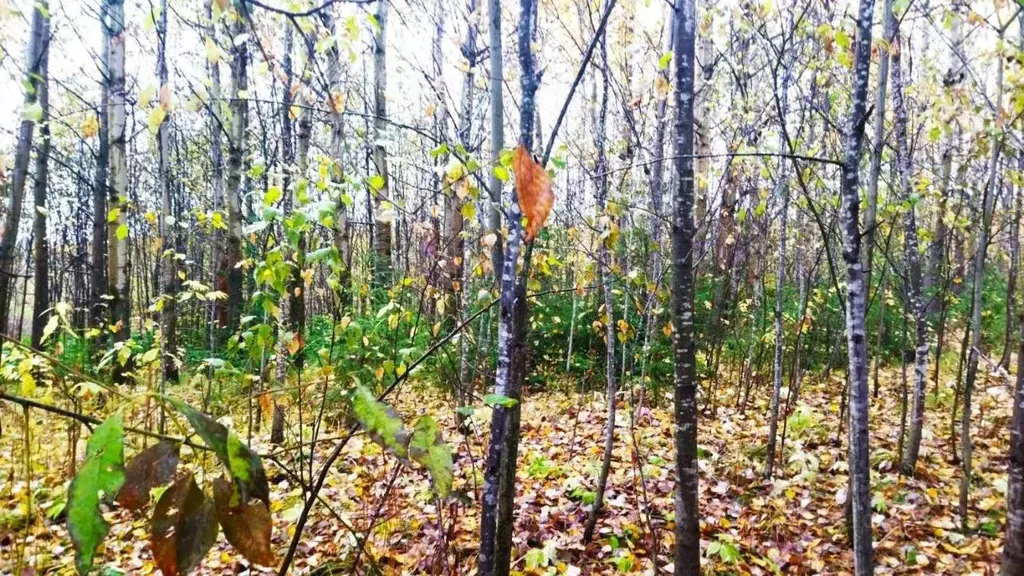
xmin=68 ymin=413 xmax=125 ymax=574
xmin=409 ymin=416 xmax=453 ymax=498
xmin=164 ymin=397 xmax=269 ymax=506
xmin=349 ymin=385 xmax=454 ymax=498
xmin=351 ymin=385 xmax=409 ymax=458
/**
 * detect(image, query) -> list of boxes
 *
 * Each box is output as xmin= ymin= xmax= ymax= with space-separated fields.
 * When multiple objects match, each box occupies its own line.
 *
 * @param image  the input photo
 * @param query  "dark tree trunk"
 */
xmin=0 ymin=0 xmax=48 ymax=335
xmin=668 ymin=0 xmax=700 ymax=572
xmin=30 ymin=20 xmax=51 ymax=349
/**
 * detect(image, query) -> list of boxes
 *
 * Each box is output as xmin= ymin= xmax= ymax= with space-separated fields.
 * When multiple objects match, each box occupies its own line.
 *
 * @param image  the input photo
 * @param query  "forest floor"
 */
xmin=0 ymin=363 xmax=1014 ymax=575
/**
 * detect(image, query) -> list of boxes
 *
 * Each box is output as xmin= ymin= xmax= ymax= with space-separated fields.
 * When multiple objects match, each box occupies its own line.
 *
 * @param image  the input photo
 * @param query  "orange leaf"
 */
xmin=512 ymin=145 xmax=554 ymax=241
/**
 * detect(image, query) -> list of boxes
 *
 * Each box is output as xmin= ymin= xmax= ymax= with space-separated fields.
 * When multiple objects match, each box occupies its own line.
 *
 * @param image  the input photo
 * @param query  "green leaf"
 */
xmin=21 ymin=102 xmax=43 ymax=123
xmin=147 ymin=107 xmax=167 ymax=135
xmin=264 ymin=185 xmax=282 ymax=206
xmin=657 ymin=51 xmax=673 ymax=71
xmin=68 ymin=413 xmax=125 ymax=574
xmin=492 ymin=165 xmax=510 ymax=183
xmin=461 ymin=201 xmax=476 ymax=221
xmin=409 ymin=416 xmax=453 ymax=498
xmin=164 ymin=397 xmax=269 ymax=506
xmin=115 ymin=224 xmax=129 ymax=240
xmin=367 ymin=174 xmax=385 ymax=190
xmin=350 ymin=385 xmax=409 ymax=458
xmin=483 ymin=393 xmax=518 ymax=408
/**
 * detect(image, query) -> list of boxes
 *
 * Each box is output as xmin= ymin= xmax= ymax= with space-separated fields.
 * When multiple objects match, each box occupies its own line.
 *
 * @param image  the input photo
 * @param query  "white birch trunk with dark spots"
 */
xmin=890 ymin=29 xmax=929 ymax=477
xmin=838 ymin=0 xmax=877 ymax=570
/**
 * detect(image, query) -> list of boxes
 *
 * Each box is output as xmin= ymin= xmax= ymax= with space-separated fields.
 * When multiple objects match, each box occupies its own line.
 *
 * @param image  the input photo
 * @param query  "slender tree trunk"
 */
xmin=765 ymin=34 xmax=793 ymax=479
xmin=890 ymin=29 xmax=928 ymax=477
xmin=371 ymin=0 xmax=393 ymax=289
xmin=925 ymin=6 xmax=962 ymax=312
xmin=108 ymin=0 xmax=131 ymax=383
xmin=584 ymin=20 xmax=615 ymax=542
xmin=156 ymin=0 xmax=178 ymax=385
xmin=91 ymin=2 xmax=111 ymax=331
xmin=29 ymin=16 xmax=51 ymax=349
xmin=478 ymin=1 xmax=540 ymax=573
xmin=486 ymin=0 xmax=504 ymax=278
xmin=1005 ymin=251 xmax=1024 ymax=574
xmin=1001 ymin=163 xmax=1020 ymax=370
xmin=206 ymin=0 xmax=225 ymax=351
xmin=861 ymin=0 xmax=893 ymax=294
xmin=0 ymin=0 xmax=48 ymax=335
xmin=669 ymin=0 xmax=700 ymax=572
xmin=319 ymin=11 xmax=352 ymax=309
xmin=223 ymin=5 xmax=249 ymax=338
xmin=960 ymin=41 xmax=1003 ymax=530
xmin=454 ymin=0 xmax=478 ymax=421
xmin=838 ymin=0 xmax=877 ymax=570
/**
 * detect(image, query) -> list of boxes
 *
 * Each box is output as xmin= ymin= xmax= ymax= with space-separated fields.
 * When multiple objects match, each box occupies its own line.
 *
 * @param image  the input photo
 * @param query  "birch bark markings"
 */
xmin=108 ymin=0 xmax=132 ymax=382
xmin=669 ymin=0 xmax=700 ymax=572
xmin=223 ymin=5 xmax=249 ymax=337
xmin=838 ymin=0 xmax=877 ymax=570
xmin=959 ymin=27 xmax=1004 ymax=529
xmin=477 ymin=0 xmax=536 ymax=570
xmin=890 ymin=28 xmax=928 ymax=477
xmin=372 ymin=0 xmax=393 ymax=289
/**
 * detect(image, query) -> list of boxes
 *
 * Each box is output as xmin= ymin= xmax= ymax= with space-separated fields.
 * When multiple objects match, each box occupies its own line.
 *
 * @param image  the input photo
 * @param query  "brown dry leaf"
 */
xmin=512 ymin=145 xmax=554 ymax=241
xmin=258 ymin=392 xmax=273 ymax=421
xmin=213 ymin=477 xmax=276 ymax=566
xmin=151 ymin=474 xmax=218 ymax=576
xmin=116 ymin=440 xmax=180 ymax=511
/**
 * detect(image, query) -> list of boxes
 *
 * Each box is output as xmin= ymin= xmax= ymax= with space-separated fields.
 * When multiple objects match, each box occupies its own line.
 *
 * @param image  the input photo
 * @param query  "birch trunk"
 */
xmin=108 ymin=0 xmax=132 ymax=383
xmin=890 ymin=29 xmax=928 ymax=477
xmin=861 ymin=0 xmax=893 ymax=292
xmin=372 ymin=0 xmax=393 ymax=288
xmin=319 ymin=11 xmax=352 ymax=308
xmin=223 ymin=6 xmax=249 ymax=337
xmin=486 ymin=0 xmax=504 ymax=277
xmin=838 ymin=0 xmax=877 ymax=570
xmin=669 ymin=0 xmax=700 ymax=572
